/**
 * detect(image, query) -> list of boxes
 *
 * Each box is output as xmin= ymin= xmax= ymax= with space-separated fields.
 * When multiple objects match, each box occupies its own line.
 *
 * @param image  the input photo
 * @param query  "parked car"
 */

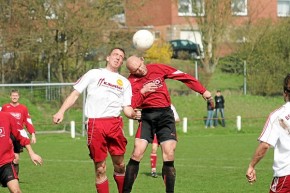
xmin=169 ymin=39 xmax=202 ymax=59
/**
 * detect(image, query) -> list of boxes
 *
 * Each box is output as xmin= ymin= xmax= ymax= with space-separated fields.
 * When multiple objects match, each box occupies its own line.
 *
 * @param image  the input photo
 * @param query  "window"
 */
xmin=178 ymin=0 xmax=205 ymax=16
xmin=231 ymin=0 xmax=247 ymax=16
xmin=278 ymin=0 xmax=290 ymax=17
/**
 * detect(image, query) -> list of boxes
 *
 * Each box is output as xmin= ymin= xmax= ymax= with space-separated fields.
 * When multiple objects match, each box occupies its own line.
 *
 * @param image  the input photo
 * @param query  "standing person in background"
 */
xmin=53 ymin=48 xmax=140 ymax=193
xmin=0 ymin=111 xmax=42 ymax=193
xmin=246 ymin=74 xmax=290 ymax=193
xmin=123 ymin=56 xmax=212 ymax=193
xmin=205 ymin=98 xmax=215 ymax=128
xmin=1 ymin=89 xmax=37 ymax=175
xmin=150 ymin=104 xmax=180 ymax=178
xmin=213 ymin=90 xmax=225 ymax=127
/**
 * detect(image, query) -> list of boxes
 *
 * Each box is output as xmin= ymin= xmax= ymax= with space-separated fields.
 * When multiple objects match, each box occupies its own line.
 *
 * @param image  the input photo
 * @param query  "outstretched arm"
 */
xmin=53 ymin=90 xmax=81 ymax=124
xmin=246 ymin=142 xmax=270 ymax=184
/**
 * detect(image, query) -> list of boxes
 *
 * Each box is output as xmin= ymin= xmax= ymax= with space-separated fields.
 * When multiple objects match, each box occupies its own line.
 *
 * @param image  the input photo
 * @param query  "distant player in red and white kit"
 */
xmin=1 ymin=89 xmax=37 ymax=175
xmin=123 ymin=56 xmax=212 ymax=193
xmin=246 ymin=74 xmax=290 ymax=193
xmin=53 ymin=48 xmax=140 ymax=193
xmin=0 ymin=111 xmax=42 ymax=193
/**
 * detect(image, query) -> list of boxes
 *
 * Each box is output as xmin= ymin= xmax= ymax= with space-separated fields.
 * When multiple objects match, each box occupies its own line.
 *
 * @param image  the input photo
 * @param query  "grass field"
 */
xmin=14 ymin=130 xmax=274 ymax=193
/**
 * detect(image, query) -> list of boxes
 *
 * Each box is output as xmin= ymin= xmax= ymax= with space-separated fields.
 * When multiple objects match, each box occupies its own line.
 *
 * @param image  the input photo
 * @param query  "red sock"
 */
xmin=150 ymin=153 xmax=157 ymax=172
xmin=114 ymin=172 xmax=125 ymax=193
xmin=96 ymin=178 xmax=109 ymax=193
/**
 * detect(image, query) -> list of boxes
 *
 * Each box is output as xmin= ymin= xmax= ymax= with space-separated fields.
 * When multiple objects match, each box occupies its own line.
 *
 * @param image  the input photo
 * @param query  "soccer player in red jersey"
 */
xmin=246 ymin=74 xmax=290 ymax=193
xmin=1 ymin=89 xmax=37 ymax=175
xmin=0 ymin=111 xmax=42 ymax=193
xmin=123 ymin=56 xmax=212 ymax=193
xmin=53 ymin=48 xmax=140 ymax=193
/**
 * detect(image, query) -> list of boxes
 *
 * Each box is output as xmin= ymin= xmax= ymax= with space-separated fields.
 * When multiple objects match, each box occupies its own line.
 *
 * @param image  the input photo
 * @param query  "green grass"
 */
xmin=17 ymin=132 xmax=273 ymax=193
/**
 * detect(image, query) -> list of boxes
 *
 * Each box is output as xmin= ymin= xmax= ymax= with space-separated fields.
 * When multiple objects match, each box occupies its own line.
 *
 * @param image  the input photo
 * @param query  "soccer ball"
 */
xmin=132 ymin=30 xmax=154 ymax=51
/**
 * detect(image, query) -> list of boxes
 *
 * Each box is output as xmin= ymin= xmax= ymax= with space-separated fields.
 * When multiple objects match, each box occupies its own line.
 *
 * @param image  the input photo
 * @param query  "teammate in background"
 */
xmin=0 ymin=111 xmax=42 ymax=193
xmin=53 ymin=48 xmax=140 ymax=193
xmin=123 ymin=56 xmax=212 ymax=193
xmin=150 ymin=104 xmax=180 ymax=178
xmin=246 ymin=74 xmax=290 ymax=192
xmin=1 ymin=89 xmax=37 ymax=175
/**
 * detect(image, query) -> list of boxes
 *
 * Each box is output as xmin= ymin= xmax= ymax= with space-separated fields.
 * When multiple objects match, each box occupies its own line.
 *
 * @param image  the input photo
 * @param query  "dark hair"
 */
xmin=109 ymin=47 xmax=125 ymax=57
xmin=284 ymin=74 xmax=290 ymax=97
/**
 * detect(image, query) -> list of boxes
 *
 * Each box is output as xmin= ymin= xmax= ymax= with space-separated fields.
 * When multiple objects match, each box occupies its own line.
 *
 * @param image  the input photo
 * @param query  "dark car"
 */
xmin=169 ymin=39 xmax=201 ymax=59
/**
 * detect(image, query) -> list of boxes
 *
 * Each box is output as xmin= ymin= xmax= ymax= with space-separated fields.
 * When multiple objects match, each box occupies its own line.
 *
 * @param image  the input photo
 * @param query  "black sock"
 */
xmin=123 ymin=159 xmax=140 ymax=193
xmin=162 ymin=161 xmax=176 ymax=193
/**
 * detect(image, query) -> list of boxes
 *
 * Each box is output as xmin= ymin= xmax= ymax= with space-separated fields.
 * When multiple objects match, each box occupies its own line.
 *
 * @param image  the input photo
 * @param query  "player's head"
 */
xmin=283 ymin=74 xmax=290 ymax=102
xmin=126 ymin=55 xmax=147 ymax=77
xmin=106 ymin=47 xmax=125 ymax=72
xmin=10 ymin=89 xmax=20 ymax=104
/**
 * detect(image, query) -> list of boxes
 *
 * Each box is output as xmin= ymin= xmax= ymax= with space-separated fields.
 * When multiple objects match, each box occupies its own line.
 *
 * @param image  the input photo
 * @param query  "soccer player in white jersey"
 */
xmin=53 ymin=47 xmax=140 ymax=193
xmin=246 ymin=74 xmax=290 ymax=193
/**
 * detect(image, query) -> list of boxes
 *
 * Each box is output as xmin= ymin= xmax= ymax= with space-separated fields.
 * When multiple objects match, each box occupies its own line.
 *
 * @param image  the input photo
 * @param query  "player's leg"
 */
xmin=111 ymin=155 xmax=126 ymax=193
xmin=160 ymin=140 xmax=177 ymax=193
xmin=87 ymin=118 xmax=110 ymax=193
xmin=123 ymin=138 xmax=149 ymax=193
xmin=7 ymin=179 xmax=21 ymax=193
xmin=94 ymin=160 xmax=109 ymax=193
xmin=1 ymin=162 xmax=21 ymax=193
xmin=151 ymin=134 xmax=158 ymax=178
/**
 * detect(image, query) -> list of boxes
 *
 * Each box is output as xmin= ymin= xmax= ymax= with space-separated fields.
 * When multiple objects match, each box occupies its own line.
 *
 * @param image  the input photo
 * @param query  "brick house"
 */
xmin=125 ymin=0 xmax=289 ymax=55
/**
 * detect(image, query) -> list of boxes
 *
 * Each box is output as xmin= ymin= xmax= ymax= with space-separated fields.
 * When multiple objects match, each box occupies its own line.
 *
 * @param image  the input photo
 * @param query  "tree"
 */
xmin=175 ymin=0 xmax=233 ymax=74
xmin=0 ymin=0 xmax=129 ymax=84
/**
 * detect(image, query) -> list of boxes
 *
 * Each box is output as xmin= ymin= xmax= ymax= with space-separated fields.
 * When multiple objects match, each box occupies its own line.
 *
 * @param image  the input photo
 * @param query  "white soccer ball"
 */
xmin=132 ymin=30 xmax=154 ymax=51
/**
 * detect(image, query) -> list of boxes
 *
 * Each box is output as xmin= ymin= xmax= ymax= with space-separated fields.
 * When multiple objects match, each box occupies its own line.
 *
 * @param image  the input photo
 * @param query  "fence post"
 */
xmin=183 ymin=117 xmax=188 ymax=133
xmin=237 ymin=116 xmax=242 ymax=131
xmin=70 ymin=121 xmax=75 ymax=138
xmin=129 ymin=119 xmax=134 ymax=136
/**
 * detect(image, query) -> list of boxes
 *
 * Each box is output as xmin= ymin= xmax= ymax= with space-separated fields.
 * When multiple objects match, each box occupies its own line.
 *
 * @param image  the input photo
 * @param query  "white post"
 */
xmin=70 ymin=121 xmax=76 ymax=138
xmin=237 ymin=116 xmax=242 ymax=131
xmin=183 ymin=117 xmax=188 ymax=133
xmin=129 ymin=119 xmax=134 ymax=136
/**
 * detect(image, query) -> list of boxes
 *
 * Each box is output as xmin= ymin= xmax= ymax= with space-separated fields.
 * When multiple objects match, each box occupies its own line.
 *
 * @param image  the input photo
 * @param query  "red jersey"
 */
xmin=0 ymin=112 xmax=30 ymax=167
xmin=1 ymin=103 xmax=36 ymax=134
xmin=128 ymin=64 xmax=206 ymax=109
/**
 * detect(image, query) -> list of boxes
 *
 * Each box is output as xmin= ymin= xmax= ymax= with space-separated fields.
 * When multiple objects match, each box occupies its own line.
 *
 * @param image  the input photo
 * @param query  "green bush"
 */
xmin=144 ymin=40 xmax=173 ymax=64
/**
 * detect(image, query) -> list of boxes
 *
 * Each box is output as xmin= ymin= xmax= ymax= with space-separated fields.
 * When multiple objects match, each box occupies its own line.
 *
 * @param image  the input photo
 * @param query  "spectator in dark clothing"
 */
xmin=214 ymin=90 xmax=225 ymax=127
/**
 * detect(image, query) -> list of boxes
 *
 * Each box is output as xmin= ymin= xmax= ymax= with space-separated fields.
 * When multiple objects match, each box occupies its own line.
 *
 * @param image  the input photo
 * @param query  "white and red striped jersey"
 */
xmin=74 ymin=68 xmax=132 ymax=118
xmin=258 ymin=102 xmax=290 ymax=177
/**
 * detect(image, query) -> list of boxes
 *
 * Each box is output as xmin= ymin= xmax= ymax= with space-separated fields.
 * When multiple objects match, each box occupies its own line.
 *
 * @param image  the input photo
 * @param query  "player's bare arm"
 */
xmin=53 ymin=90 xmax=81 ymax=124
xmin=246 ymin=142 xmax=270 ymax=184
xmin=123 ymin=106 xmax=141 ymax=120
xmin=31 ymin=133 xmax=36 ymax=144
xmin=25 ymin=144 xmax=43 ymax=166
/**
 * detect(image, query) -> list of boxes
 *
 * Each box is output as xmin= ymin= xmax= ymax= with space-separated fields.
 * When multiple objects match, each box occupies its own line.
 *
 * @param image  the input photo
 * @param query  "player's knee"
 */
xmin=113 ymin=162 xmax=125 ymax=173
xmin=95 ymin=162 xmax=107 ymax=176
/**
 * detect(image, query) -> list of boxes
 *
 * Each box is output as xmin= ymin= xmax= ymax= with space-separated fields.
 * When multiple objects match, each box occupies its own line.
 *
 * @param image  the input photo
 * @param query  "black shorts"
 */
xmin=10 ymin=134 xmax=23 ymax=153
xmin=136 ymin=107 xmax=177 ymax=143
xmin=0 ymin=163 xmax=18 ymax=187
